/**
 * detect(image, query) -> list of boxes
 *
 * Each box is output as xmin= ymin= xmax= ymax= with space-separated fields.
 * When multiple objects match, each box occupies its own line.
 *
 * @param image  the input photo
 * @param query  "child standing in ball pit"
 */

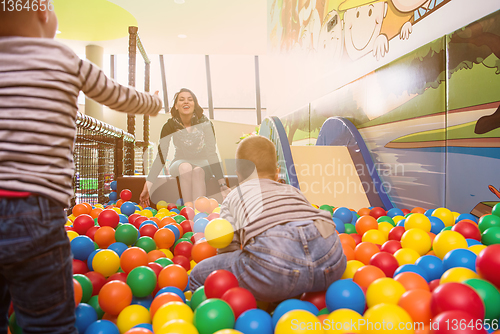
xmin=189 ymin=136 xmax=347 ymax=302
xmin=0 ymin=2 xmax=162 ymax=333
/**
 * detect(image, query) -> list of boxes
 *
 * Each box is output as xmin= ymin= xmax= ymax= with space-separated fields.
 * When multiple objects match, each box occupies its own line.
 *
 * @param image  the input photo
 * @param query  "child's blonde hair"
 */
xmin=236 ymin=136 xmax=277 ymax=180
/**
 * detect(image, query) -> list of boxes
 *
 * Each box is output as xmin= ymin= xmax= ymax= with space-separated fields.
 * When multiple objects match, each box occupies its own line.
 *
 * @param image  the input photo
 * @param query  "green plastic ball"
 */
xmin=174 ymin=237 xmax=192 ymax=248
xmin=492 ymin=203 xmax=500 ymax=217
xmin=9 ymin=313 xmax=22 ymax=334
xmin=442 ymin=226 xmax=453 ymax=232
xmin=126 ymin=266 xmax=157 ymax=298
xmin=193 ymin=299 xmax=235 ymax=334
xmin=479 ymin=214 xmax=500 ymax=233
xmin=377 ymin=216 xmax=395 ymax=227
xmin=464 ymin=278 xmax=500 ymax=321
xmin=73 ymin=274 xmax=93 ymax=303
xmin=155 ymin=257 xmax=174 ymax=267
xmin=319 ymin=205 xmax=333 ymax=216
xmin=344 ymin=223 xmax=356 ymax=234
xmin=135 ymin=236 xmax=157 ymax=253
xmin=115 ymin=224 xmax=139 ymax=246
xmin=481 ymin=226 xmax=500 ymax=245
xmin=183 ymin=232 xmax=195 ymax=240
xmin=173 ymin=215 xmax=187 ymax=224
xmin=87 ymin=295 xmax=105 ymax=319
xmin=318 ymin=307 xmax=329 ymax=315
xmin=190 ymin=286 xmax=208 ymax=311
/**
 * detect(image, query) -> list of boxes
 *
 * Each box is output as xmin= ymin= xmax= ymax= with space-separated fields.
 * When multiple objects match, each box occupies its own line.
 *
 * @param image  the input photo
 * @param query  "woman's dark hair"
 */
xmin=170 ymin=88 xmax=204 ymax=119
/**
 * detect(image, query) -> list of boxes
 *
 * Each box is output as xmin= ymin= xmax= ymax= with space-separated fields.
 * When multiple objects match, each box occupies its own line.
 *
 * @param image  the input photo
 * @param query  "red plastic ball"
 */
xmin=207 ymin=213 xmax=220 ymax=221
xmin=476 ymin=244 xmax=500 ymax=289
xmin=174 ymin=241 xmax=193 ymax=260
xmin=431 ymin=282 xmax=485 ymax=320
xmin=452 ymin=221 xmax=481 ymax=241
xmin=180 ymin=207 xmax=195 ymax=220
xmin=128 ymin=213 xmax=141 ymax=224
xmin=120 ymin=189 xmax=133 ymax=201
xmin=204 ymin=270 xmax=239 ymax=298
xmin=300 ymin=291 xmax=326 ymax=311
xmin=191 ymin=232 xmax=205 ymax=244
xmin=380 ymin=240 xmax=402 ymax=254
xmin=172 ymin=255 xmax=190 ymax=271
xmin=73 ymin=214 xmax=95 ymax=235
xmin=73 ymin=259 xmax=88 ymax=275
xmin=388 ymin=226 xmax=406 ymax=241
xmin=139 ymin=224 xmax=158 ymax=239
xmin=85 ymin=271 xmax=107 ymax=295
xmin=369 ymin=251 xmax=399 ymax=277
xmin=85 ymin=226 xmax=99 ymax=241
xmin=132 ymin=216 xmax=148 ymax=230
xmin=106 ymin=272 xmax=128 ymax=284
xmin=221 ymin=287 xmax=257 ymax=319
xmin=147 ymin=262 xmax=163 ymax=277
xmin=351 ymin=233 xmax=362 ymax=245
xmin=431 ymin=310 xmax=487 ymax=334
xmin=401 ymin=209 xmax=411 ymax=215
xmin=180 ymin=220 xmax=194 ymax=234
xmin=97 ymin=209 xmax=120 ymax=228
xmin=429 ymin=279 xmax=440 ymax=292
xmin=370 ymin=207 xmax=387 ymax=219
xmin=167 ymin=204 xmax=177 ymax=210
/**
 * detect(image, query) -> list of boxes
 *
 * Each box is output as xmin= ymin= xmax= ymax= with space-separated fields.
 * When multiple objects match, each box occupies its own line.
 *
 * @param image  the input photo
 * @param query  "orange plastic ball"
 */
xmin=120 ymin=247 xmax=149 ymax=274
xmin=411 ymin=207 xmax=426 ymax=214
xmin=353 ymin=265 xmax=386 ymax=288
xmin=208 ymin=198 xmax=219 ymax=212
xmin=342 ymin=244 xmax=355 ymax=261
xmin=149 ymin=292 xmax=184 ymax=318
xmin=116 ymin=199 xmax=124 ymax=208
xmin=159 ymin=217 xmax=176 ymax=228
xmin=354 ymin=242 xmax=380 ymax=265
xmin=72 ymin=203 xmax=91 ymax=217
xmin=191 ymin=241 xmax=217 ymax=263
xmin=339 ymin=233 xmax=356 ymax=249
xmin=158 ymin=264 xmax=188 ymax=291
xmin=94 ymin=226 xmax=116 ymax=249
xmin=194 ymin=196 xmax=211 ymax=213
xmin=74 ymin=278 xmax=82 ymax=306
xmin=355 ymin=215 xmax=378 ymax=236
xmin=148 ymin=249 xmax=167 ymax=262
xmin=98 ymin=280 xmax=133 ymax=316
xmin=154 ymin=228 xmax=176 ymax=249
xmin=394 ymin=272 xmax=430 ymax=291
xmin=90 ymin=208 xmax=104 ymax=219
xmin=358 ymin=207 xmax=371 ymax=216
xmin=398 ymin=289 xmax=432 ymax=323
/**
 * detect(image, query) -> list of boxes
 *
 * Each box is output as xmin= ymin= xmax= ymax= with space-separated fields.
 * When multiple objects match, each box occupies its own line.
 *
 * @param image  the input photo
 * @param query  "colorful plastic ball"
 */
xmin=98 ymin=280 xmax=133 ymax=316
xmin=430 ymin=310 xmax=486 ymax=334
xmin=274 ymin=310 xmax=322 ymax=334
xmin=73 ymin=259 xmax=88 ymax=275
xmin=339 ymin=233 xmax=356 ymax=249
xmin=464 ymin=278 xmax=500 ymax=322
xmin=153 ymin=320 xmax=197 ymax=334
xmin=300 ymin=291 xmax=326 ymax=311
xmin=331 ymin=207 xmax=350 ymax=223
xmin=87 ymin=295 xmax=104 ymax=319
xmin=193 ymin=299 xmax=235 ymax=334
xmin=271 ymin=299 xmax=318 ymax=328
xmin=331 ymin=217 xmax=345 ymax=234
xmin=323 ymin=308 xmax=363 ymax=333
xmin=363 ymin=304 xmax=414 ymax=334
xmin=174 ymin=241 xmax=193 ymax=259
xmin=452 ymin=220 xmax=481 ymax=241
xmin=429 ymin=216 xmax=446 ymax=234
xmin=344 ymin=223 xmax=356 ymax=234
xmin=154 ymin=257 xmax=174 ymax=268
xmin=433 ymin=230 xmax=468 ymax=259
xmin=468 ymin=244 xmax=487 ymax=255
xmin=362 ymin=229 xmax=387 ymax=245
xmin=355 ymin=215 xmax=378 ymax=236
xmin=440 ymin=267 xmax=478 ymax=284
xmin=107 ymin=242 xmax=128 ymax=257
xmin=73 ymin=274 xmax=93 ymax=303
xmin=116 ymin=304 xmax=151 ymax=334
xmin=387 ymin=208 xmax=405 ymax=218
xmin=125 ymin=328 xmax=153 ymax=334
xmin=353 ymin=265 xmax=386 ymax=289
xmin=172 ymin=255 xmax=190 ymax=271
xmin=75 ymin=302 xmax=98 ymax=333
xmin=139 ymin=224 xmax=158 ymax=239
xmin=120 ymin=247 xmax=148 ymax=274
xmin=204 ymin=269 xmax=239 ymax=299
xmin=393 ymin=264 xmax=429 ymax=282
xmin=479 ymin=214 xmax=500 ymax=233
xmin=354 ymin=242 xmax=380 ymax=265
xmin=120 ymin=189 xmax=132 ymax=201
xmin=481 ymin=226 xmax=500 ymax=245
xmin=388 ymin=226 xmax=406 ymax=241
xmin=85 ymin=271 xmax=107 ymax=296
xmin=92 ymin=249 xmax=120 ymax=278
xmin=94 ymin=226 xmax=116 ymax=249
xmin=157 ymin=264 xmax=189 ymax=291
xmin=394 ymin=248 xmax=421 ymax=266
xmin=476 ymin=244 xmax=500 ymax=289
xmin=135 ymin=236 xmax=157 ymax=254
xmin=164 ymin=224 xmax=181 ymax=241
xmin=341 ymin=260 xmax=365 ymax=279
xmin=154 ymin=228 xmax=176 ymax=249
xmin=98 ymin=209 xmax=120 ymax=228
xmin=73 ymin=214 xmax=95 ymax=235
xmin=431 ymin=282 xmax=485 ymax=319
xmin=432 ymin=208 xmax=455 ymax=227
xmin=466 ymin=238 xmax=481 ymax=246
xmin=71 ymin=235 xmax=96 ymax=261
xmin=415 ymin=255 xmax=444 ymax=281
xmin=394 ymin=272 xmax=429 ymax=291
xmin=204 ymin=218 xmax=234 ymax=249
xmin=401 ymin=228 xmax=432 ymax=256
xmin=152 ymin=301 xmax=193 ymax=333
xmin=369 ymin=252 xmax=400 ymax=277
xmin=380 ymin=240 xmax=402 ymax=254
xmin=235 ymin=308 xmax=273 ymax=334
xmin=180 ymin=206 xmax=195 ymax=220
xmin=86 ymin=249 xmax=101 ymax=271
xmin=191 ymin=240 xmax=217 ymax=263
xmin=404 ymin=213 xmax=431 ymax=232
xmin=155 ymin=286 xmax=186 ymax=302
xmin=366 ymin=277 xmax=406 ymax=307
xmin=126 ymin=266 xmax=157 ymax=298
xmin=149 ymin=292 xmax=183 ymax=318
xmin=221 ymin=287 xmax=257 ymax=319
xmin=325 ymin=279 xmax=365 ymax=314
xmin=370 ymin=207 xmax=387 ymax=219
xmin=120 ymin=202 xmax=136 ymax=216
xmin=442 ymin=248 xmax=477 ymax=272
xmin=85 ymin=319 xmax=119 ymax=334
xmin=398 ymin=289 xmax=432 ymax=323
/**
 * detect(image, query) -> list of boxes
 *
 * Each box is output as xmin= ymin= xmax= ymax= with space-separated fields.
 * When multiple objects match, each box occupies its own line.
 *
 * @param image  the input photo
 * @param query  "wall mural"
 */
xmin=277 ymin=9 xmax=500 ymax=214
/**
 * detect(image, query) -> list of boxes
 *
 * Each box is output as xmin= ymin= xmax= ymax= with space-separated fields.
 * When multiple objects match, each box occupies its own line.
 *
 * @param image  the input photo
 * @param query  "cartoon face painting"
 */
xmin=317 ymin=10 xmax=344 ymax=61
xmin=342 ymin=0 xmax=389 ymax=61
xmin=390 ymin=0 xmax=430 ymax=12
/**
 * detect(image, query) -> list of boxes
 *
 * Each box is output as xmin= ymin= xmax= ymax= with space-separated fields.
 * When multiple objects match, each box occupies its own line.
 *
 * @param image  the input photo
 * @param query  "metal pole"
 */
xmin=205 ymin=55 xmax=214 ymax=120
xmin=110 ymin=55 xmax=117 ymax=80
xmin=159 ymin=55 xmax=169 ymax=112
xmin=127 ymin=26 xmax=138 ymax=175
xmin=255 ymin=55 xmax=262 ymax=125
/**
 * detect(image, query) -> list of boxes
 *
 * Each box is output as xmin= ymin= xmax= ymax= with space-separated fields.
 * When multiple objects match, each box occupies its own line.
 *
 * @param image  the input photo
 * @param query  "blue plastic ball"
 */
xmin=110 ymin=181 xmax=117 ymax=191
xmin=424 ymin=209 xmax=435 ymax=217
xmin=429 ymin=216 xmax=445 ymax=234
xmin=139 ymin=220 xmax=158 ymax=229
xmin=75 ymin=303 xmax=97 ymax=334
xmin=332 ymin=217 xmax=345 ymax=234
xmin=387 ymin=208 xmax=404 ymax=218
xmin=394 ymin=264 xmax=429 ymax=282
xmin=325 ymin=279 xmax=365 ymax=314
xmin=164 ymin=225 xmax=180 ymax=241
xmin=456 ymin=213 xmax=478 ymax=224
xmin=133 ymin=323 xmax=154 ymax=331
xmin=442 ymin=248 xmax=477 ymax=272
xmin=236 ymin=308 xmax=273 ymax=334
xmin=155 ymin=286 xmax=186 ymax=302
xmin=194 ymin=212 xmax=208 ymax=222
xmin=71 ymin=236 xmax=95 ymax=261
xmin=193 ymin=218 xmax=210 ymax=234
xmin=397 ymin=219 xmax=406 ymax=227
xmin=120 ymin=202 xmax=136 ymax=216
xmin=84 ymin=319 xmax=119 ymax=334
xmin=118 ymin=214 xmax=129 ymax=224
xmin=131 ymin=295 xmax=154 ymax=309
xmin=333 ymin=207 xmax=353 ymax=225
xmin=108 ymin=191 xmax=118 ymax=201
xmin=107 ymin=242 xmax=128 ymax=257
xmin=415 ymin=255 xmax=444 ymax=282
xmin=466 ymin=238 xmax=481 ymax=247
xmin=86 ymin=249 xmax=102 ymax=271
xmin=350 ymin=211 xmax=360 ymax=224
xmin=272 ymin=299 xmax=319 ymax=328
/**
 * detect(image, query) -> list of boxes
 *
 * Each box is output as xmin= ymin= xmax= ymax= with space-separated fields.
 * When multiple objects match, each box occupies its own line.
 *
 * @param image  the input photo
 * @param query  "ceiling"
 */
xmin=54 ymin=0 xmax=268 ymax=55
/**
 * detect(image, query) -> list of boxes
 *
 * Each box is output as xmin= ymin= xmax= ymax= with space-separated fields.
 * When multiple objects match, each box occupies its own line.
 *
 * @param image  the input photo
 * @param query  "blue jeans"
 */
xmin=0 ymin=196 xmax=77 ymax=334
xmin=189 ymin=221 xmax=347 ymax=302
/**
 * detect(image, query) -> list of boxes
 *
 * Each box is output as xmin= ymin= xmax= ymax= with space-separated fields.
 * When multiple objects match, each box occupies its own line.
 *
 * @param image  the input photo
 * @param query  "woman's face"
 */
xmin=176 ymin=92 xmax=195 ymax=117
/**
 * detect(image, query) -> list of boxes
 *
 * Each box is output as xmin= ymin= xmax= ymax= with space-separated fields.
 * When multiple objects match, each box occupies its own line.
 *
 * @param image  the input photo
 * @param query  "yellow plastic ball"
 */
xmin=66 ymin=230 xmax=79 ymax=241
xmin=155 ymin=320 xmax=198 ymax=334
xmin=111 ymin=207 xmax=121 ymax=214
xmin=190 ymin=260 xmax=197 ymax=269
xmin=362 ymin=304 xmax=414 ymax=334
xmin=212 ymin=206 xmax=221 ymax=214
xmin=156 ymin=200 xmax=168 ymax=210
xmin=468 ymin=244 xmax=487 ymax=255
xmin=159 ymin=249 xmax=174 ymax=259
xmin=275 ymin=310 xmax=323 ymax=334
xmin=184 ymin=290 xmax=192 ymax=301
xmin=440 ymin=267 xmax=479 ymax=284
xmin=366 ymin=278 xmax=406 ymax=308
xmin=452 ymin=211 xmax=460 ymax=221
xmin=393 ymin=248 xmax=421 ymax=266
xmin=68 ymin=214 xmax=76 ymax=222
xmin=204 ymin=218 xmax=234 ymax=249
xmin=141 ymin=209 xmax=153 ymax=218
xmin=400 ymin=228 xmax=432 ymax=255
xmin=325 ymin=308 xmax=363 ymax=333
xmin=432 ymin=230 xmax=468 ymax=259
xmin=94 ymin=203 xmax=104 ymax=209
xmin=65 ymin=220 xmax=73 ymax=226
xmin=362 ymin=229 xmax=387 ymax=245
xmin=116 ymin=304 xmax=151 ymax=334
xmin=92 ymin=249 xmax=120 ymax=277
xmin=153 ymin=302 xmax=193 ymax=333
xmin=312 ymin=204 xmax=319 ymax=209
xmin=404 ymin=213 xmax=431 ymax=232
xmin=155 ymin=213 xmax=167 ymax=220
xmin=342 ymin=260 xmax=365 ymax=279
xmin=393 ymin=216 xmax=405 ymax=224
xmin=214 ymin=330 xmax=244 ymax=334
xmin=377 ymin=222 xmax=394 ymax=239
xmin=432 ymin=208 xmax=455 ymax=227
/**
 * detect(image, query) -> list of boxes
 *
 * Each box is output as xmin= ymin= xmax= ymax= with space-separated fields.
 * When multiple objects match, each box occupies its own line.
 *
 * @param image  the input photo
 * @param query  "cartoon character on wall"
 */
xmin=297 ymin=0 xmax=322 ymax=50
xmin=317 ymin=9 xmax=344 ymax=61
xmin=340 ymin=0 xmax=389 ymax=61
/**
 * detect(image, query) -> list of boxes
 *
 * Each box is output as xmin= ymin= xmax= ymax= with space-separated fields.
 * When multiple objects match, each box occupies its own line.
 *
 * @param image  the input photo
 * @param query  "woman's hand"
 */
xmin=139 ymin=182 xmax=151 ymax=208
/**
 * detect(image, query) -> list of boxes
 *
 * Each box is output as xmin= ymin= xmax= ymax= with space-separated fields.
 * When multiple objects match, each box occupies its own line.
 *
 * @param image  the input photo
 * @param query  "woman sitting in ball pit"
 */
xmin=189 ymin=136 xmax=347 ymax=302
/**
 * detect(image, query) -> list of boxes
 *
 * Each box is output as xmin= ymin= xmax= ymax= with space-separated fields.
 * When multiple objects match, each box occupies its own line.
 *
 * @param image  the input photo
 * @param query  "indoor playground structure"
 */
xmin=6 ymin=1 xmax=500 ymax=334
